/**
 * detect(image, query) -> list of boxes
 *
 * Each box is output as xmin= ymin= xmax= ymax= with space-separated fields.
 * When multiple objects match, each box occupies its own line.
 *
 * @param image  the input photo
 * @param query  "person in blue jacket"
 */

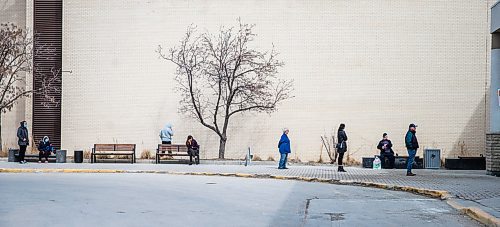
xmin=278 ymin=128 xmax=291 ymax=169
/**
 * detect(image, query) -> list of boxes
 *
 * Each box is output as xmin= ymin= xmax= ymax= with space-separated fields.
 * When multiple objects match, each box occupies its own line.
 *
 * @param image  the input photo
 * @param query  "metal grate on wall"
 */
xmin=33 ymin=0 xmax=62 ymax=149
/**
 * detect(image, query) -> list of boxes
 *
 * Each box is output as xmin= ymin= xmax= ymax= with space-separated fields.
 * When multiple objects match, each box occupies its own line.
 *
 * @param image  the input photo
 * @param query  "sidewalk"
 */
xmin=1 ymin=161 xmax=499 ymax=226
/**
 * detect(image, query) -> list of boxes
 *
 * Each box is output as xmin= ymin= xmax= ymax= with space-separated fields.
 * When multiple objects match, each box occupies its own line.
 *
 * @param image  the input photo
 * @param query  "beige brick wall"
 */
xmin=60 ymin=0 xmax=493 ymax=161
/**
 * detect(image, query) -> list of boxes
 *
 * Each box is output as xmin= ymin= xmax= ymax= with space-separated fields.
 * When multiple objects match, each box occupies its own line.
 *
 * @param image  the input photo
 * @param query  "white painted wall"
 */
xmin=60 ymin=0 xmax=492 ymax=161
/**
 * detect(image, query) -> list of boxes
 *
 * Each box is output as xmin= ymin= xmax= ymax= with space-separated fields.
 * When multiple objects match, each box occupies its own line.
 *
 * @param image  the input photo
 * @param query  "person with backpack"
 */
xmin=37 ymin=136 xmax=54 ymax=163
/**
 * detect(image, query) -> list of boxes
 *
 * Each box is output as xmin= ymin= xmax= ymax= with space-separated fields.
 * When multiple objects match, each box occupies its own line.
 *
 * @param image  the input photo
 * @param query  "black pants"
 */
xmin=188 ymin=148 xmax=199 ymax=164
xmin=161 ymin=141 xmax=171 ymax=153
xmin=380 ymin=152 xmax=395 ymax=169
xmin=19 ymin=145 xmax=27 ymax=162
xmin=338 ymin=152 xmax=345 ymax=166
xmin=39 ymin=151 xmax=50 ymax=162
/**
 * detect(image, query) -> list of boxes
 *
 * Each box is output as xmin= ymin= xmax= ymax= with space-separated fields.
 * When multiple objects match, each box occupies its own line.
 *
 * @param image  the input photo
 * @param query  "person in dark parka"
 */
xmin=405 ymin=123 xmax=419 ymax=176
xmin=336 ymin=123 xmax=347 ymax=172
xmin=17 ymin=121 xmax=29 ymax=164
xmin=37 ymin=136 xmax=54 ymax=163
xmin=278 ymin=128 xmax=291 ymax=169
xmin=185 ymin=135 xmax=200 ymax=165
xmin=377 ymin=133 xmax=395 ymax=169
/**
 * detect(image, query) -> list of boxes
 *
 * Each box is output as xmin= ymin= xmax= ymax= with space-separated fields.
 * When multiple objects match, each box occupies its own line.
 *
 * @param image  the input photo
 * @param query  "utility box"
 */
xmin=424 ymin=149 xmax=441 ymax=169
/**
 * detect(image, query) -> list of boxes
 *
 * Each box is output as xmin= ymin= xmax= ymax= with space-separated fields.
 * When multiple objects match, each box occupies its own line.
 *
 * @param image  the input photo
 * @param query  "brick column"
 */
xmin=486 ymin=133 xmax=500 ymax=176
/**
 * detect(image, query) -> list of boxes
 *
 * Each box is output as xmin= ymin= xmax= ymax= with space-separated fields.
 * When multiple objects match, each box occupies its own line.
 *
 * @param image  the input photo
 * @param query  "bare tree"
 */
xmin=158 ymin=20 xmax=293 ymax=159
xmin=0 ymin=23 xmax=60 ymax=151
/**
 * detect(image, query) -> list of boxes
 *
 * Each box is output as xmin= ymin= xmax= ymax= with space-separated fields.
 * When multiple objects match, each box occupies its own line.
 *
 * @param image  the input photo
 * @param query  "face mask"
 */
xmin=23 ymin=123 xmax=27 ymax=128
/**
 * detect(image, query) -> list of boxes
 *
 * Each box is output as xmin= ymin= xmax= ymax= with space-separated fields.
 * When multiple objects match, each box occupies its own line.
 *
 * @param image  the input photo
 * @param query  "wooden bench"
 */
xmin=91 ymin=144 xmax=136 ymax=164
xmin=156 ymin=144 xmax=199 ymax=164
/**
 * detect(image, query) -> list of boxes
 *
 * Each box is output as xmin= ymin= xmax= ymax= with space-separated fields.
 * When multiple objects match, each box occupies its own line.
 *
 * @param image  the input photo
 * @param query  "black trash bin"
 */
xmin=74 ymin=150 xmax=83 ymax=163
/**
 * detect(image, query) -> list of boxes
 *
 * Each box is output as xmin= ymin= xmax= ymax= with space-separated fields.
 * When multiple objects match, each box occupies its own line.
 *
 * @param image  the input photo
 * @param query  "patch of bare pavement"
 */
xmin=0 ymin=161 xmax=498 ymax=226
xmin=0 ymin=173 xmax=483 ymax=227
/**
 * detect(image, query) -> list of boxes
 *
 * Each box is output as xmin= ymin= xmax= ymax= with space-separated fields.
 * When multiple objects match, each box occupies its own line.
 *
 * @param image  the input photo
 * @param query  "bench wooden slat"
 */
xmin=17 ymin=154 xmax=56 ymax=158
xmin=94 ymin=144 xmax=115 ymax=151
xmin=93 ymin=153 xmax=134 ymax=155
xmin=115 ymin=144 xmax=135 ymax=151
xmin=157 ymin=153 xmax=190 ymax=156
xmin=157 ymin=145 xmax=188 ymax=152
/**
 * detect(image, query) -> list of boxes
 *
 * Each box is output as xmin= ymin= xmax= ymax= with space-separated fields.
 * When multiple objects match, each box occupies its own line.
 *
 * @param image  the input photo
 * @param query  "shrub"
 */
xmin=344 ymin=154 xmax=361 ymax=166
xmin=140 ymin=150 xmax=153 ymax=159
xmin=83 ymin=151 xmax=91 ymax=159
xmin=252 ymin=154 xmax=262 ymax=161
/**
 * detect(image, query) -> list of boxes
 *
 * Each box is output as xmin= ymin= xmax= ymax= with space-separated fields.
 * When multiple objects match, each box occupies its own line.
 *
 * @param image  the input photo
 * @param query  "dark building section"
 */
xmin=33 ymin=0 xmax=62 ymax=149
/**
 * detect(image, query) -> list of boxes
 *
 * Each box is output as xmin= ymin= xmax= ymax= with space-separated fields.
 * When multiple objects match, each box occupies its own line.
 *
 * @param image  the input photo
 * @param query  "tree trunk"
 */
xmin=218 ymin=137 xmax=226 ymax=159
xmin=0 ymin=113 xmax=3 ymax=153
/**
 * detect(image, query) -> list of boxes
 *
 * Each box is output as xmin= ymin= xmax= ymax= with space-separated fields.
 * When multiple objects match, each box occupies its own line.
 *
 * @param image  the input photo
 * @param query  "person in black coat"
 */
xmin=336 ymin=123 xmax=348 ymax=172
xmin=186 ymin=135 xmax=200 ymax=165
xmin=16 ymin=121 xmax=29 ymax=164
xmin=377 ymin=133 xmax=395 ymax=169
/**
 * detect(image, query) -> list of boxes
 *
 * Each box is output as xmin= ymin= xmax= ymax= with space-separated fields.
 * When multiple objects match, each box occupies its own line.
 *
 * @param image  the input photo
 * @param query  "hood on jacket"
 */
xmin=163 ymin=124 xmax=172 ymax=130
xmin=20 ymin=121 xmax=27 ymax=128
xmin=43 ymin=136 xmax=50 ymax=143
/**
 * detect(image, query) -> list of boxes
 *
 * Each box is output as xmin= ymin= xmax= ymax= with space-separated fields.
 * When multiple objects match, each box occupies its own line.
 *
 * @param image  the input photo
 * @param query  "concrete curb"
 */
xmin=447 ymin=199 xmax=500 ymax=227
xmin=1 ymin=167 xmax=497 ymax=226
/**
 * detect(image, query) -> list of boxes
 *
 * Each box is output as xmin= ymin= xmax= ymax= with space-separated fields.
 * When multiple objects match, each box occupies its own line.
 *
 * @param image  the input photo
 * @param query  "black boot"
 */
xmin=338 ymin=166 xmax=346 ymax=172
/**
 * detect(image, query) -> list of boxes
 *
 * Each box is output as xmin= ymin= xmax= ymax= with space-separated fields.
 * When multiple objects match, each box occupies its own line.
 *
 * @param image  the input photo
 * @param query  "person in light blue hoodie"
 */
xmin=278 ymin=128 xmax=291 ymax=169
xmin=160 ymin=124 xmax=174 ymax=147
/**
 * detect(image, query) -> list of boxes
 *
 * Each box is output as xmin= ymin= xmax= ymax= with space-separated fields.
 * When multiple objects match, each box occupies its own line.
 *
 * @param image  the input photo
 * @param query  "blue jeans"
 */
xmin=278 ymin=153 xmax=288 ymax=169
xmin=407 ymin=149 xmax=416 ymax=173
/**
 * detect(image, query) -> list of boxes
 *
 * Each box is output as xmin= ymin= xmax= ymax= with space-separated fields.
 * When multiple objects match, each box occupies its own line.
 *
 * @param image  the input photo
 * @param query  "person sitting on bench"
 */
xmin=185 ymin=135 xmax=199 ymax=165
xmin=377 ymin=133 xmax=395 ymax=169
xmin=37 ymin=136 xmax=54 ymax=163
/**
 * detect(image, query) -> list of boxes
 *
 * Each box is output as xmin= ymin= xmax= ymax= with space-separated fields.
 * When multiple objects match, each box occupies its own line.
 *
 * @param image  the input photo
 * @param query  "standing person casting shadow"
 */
xmin=278 ymin=128 xmax=291 ymax=169
xmin=186 ymin=135 xmax=200 ymax=165
xmin=336 ymin=123 xmax=347 ymax=172
xmin=17 ymin=121 xmax=29 ymax=164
